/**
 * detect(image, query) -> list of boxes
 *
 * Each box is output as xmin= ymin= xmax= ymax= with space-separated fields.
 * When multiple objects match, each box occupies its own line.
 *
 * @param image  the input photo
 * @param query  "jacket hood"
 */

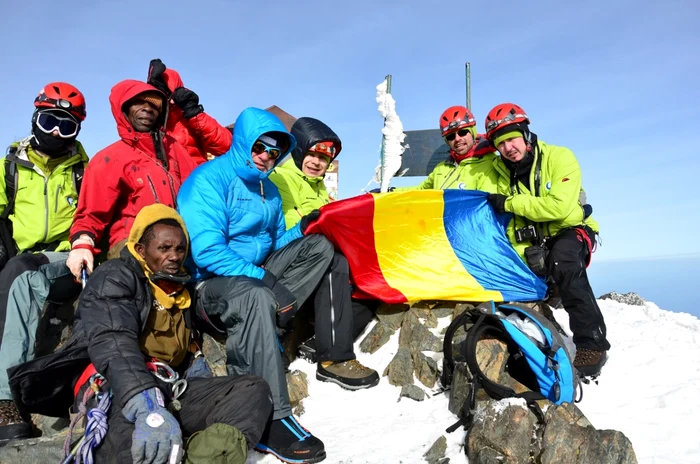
xmin=226 ymin=107 xmax=297 ymax=183
xmin=109 ymin=80 xmax=167 ymax=142
xmin=126 ymin=203 xmax=189 ymax=274
xmin=290 ymin=117 xmax=342 ymax=170
xmin=163 ymin=69 xmax=184 ymax=93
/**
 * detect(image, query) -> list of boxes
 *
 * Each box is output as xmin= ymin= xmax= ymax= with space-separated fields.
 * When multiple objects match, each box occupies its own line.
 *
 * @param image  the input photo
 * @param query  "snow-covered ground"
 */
xmin=246 ymin=300 xmax=700 ymax=464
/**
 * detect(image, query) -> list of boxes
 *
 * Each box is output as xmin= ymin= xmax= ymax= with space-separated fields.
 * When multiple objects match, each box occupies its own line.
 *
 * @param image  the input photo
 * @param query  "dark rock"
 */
xmin=383 ymin=347 xmax=414 ymax=386
xmin=431 ymin=303 xmax=457 ymax=319
xmin=467 ymin=399 xmax=537 ymax=464
xmin=452 ymin=303 xmax=475 ymax=320
xmin=31 ymin=414 xmax=71 ymax=437
xmin=599 ymin=291 xmax=645 ymax=306
xmin=399 ymin=384 xmax=426 ymax=402
xmin=540 ymin=403 xmax=637 ymax=464
xmin=423 ymin=435 xmax=447 ymax=464
xmin=201 ymin=333 xmax=228 ymax=377
xmin=447 ymin=362 xmax=471 ymax=417
xmin=0 ymin=435 xmax=66 ymax=463
xmin=412 ymin=349 xmax=438 ymax=388
xmin=359 ymin=321 xmax=395 ymax=354
xmin=287 ymin=370 xmax=309 ymax=409
xmin=375 ymin=303 xmax=410 ymax=330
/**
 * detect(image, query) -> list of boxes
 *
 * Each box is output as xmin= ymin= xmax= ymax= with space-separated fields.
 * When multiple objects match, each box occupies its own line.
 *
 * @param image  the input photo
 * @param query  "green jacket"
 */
xmin=493 ymin=139 xmax=599 ymax=259
xmin=0 ymin=138 xmax=89 ymax=253
xmin=269 ymin=160 xmax=331 ymax=230
xmin=395 ymin=153 xmax=500 ymax=192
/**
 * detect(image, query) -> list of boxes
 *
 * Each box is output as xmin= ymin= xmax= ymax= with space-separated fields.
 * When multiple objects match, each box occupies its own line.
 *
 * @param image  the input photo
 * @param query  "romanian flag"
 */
xmin=305 ymin=190 xmax=547 ymax=304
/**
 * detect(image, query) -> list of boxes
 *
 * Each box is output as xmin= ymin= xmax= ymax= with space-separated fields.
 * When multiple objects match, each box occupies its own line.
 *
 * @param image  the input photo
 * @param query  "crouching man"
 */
xmin=77 ymin=204 xmax=272 ymax=463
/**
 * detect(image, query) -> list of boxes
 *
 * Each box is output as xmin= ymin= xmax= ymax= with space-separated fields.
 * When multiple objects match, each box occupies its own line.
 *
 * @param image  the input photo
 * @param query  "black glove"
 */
xmin=262 ymin=270 xmax=298 ymax=327
xmin=487 ymin=194 xmax=508 ymax=214
xmin=147 ymin=58 xmax=171 ymax=98
xmin=299 ymin=209 xmax=321 ymax=235
xmin=369 ymin=187 xmax=395 ymax=193
xmin=172 ymin=87 xmax=204 ymax=119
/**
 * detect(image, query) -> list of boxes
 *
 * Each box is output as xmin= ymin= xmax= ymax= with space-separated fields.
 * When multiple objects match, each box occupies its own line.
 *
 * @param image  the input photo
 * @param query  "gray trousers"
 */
xmin=0 ymin=254 xmax=76 ymax=400
xmin=195 ymin=235 xmax=355 ymax=420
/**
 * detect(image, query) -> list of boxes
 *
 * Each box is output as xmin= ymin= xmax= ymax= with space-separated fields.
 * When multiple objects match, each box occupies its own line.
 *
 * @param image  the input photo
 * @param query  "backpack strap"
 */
xmin=2 ymin=151 xmax=19 ymax=220
xmin=440 ymin=309 xmax=475 ymax=389
xmin=71 ymin=162 xmax=84 ymax=196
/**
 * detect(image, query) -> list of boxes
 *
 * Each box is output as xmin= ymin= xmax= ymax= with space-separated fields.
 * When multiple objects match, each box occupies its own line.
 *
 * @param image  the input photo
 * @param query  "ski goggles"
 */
xmin=308 ymin=142 xmax=337 ymax=158
xmin=444 ymin=128 xmax=472 ymax=142
xmin=252 ymin=140 xmax=282 ymax=160
xmin=35 ymin=111 xmax=80 ymax=138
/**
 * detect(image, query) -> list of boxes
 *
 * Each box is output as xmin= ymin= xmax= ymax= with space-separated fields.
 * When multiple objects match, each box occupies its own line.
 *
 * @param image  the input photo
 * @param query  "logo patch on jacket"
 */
xmin=562 ymin=177 xmax=570 ymax=182
xmin=458 ymin=182 xmax=466 ymax=190
xmin=545 ymin=182 xmax=552 ymax=190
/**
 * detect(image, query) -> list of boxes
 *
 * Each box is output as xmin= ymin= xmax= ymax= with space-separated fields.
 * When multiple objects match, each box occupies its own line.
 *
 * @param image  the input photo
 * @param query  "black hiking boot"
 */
xmin=298 ymin=336 xmax=317 ymax=364
xmin=316 ymin=359 xmax=380 ymax=390
xmin=574 ymin=348 xmax=608 ymax=378
xmin=255 ymin=416 xmax=326 ymax=463
xmin=0 ymin=400 xmax=31 ymax=445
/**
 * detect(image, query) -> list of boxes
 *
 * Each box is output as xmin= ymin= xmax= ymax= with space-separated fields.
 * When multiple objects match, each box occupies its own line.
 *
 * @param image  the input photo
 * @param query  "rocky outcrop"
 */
xmin=599 ymin=291 xmax=645 ymax=306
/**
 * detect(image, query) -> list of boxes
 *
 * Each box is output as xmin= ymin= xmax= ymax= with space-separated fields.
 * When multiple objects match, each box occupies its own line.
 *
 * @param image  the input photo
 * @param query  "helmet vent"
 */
xmin=52 ymin=85 xmax=61 ymax=94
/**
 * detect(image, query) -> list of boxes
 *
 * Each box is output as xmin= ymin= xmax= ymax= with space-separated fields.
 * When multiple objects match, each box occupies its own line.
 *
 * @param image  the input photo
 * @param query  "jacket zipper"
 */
xmin=146 ymin=175 xmax=160 ymax=203
xmin=54 ymin=184 xmax=62 ymax=213
xmin=135 ymin=146 xmax=180 ymax=206
xmin=41 ymin=177 xmax=49 ymax=243
xmin=439 ymin=163 xmax=461 ymax=190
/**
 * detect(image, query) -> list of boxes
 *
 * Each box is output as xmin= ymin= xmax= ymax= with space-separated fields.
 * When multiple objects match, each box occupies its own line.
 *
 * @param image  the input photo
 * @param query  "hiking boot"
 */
xmin=0 ymin=400 xmax=31 ymax=444
xmin=316 ymin=359 xmax=380 ymax=390
xmin=574 ymin=348 xmax=608 ymax=377
xmin=298 ymin=336 xmax=317 ymax=364
xmin=255 ymin=416 xmax=326 ymax=463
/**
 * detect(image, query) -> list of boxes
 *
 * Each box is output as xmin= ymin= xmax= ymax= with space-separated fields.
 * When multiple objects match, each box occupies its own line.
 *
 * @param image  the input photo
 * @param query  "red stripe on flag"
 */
xmin=307 ymin=194 xmax=407 ymax=303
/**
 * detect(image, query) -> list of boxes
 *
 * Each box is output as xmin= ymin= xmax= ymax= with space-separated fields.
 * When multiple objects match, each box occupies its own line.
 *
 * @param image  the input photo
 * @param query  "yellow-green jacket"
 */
xmin=396 ymin=152 xmax=500 ymax=192
xmin=493 ymin=139 xmax=599 ymax=260
xmin=0 ymin=137 xmax=89 ymax=253
xmin=269 ymin=160 xmax=330 ymax=230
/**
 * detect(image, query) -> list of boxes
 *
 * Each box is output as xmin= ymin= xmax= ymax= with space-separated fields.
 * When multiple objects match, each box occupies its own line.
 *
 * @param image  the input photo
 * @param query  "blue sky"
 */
xmin=2 ymin=0 xmax=699 ymax=265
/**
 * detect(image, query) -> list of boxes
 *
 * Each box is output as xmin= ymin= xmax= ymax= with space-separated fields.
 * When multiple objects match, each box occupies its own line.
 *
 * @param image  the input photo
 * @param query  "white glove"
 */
xmin=67 ymin=236 xmax=95 ymax=279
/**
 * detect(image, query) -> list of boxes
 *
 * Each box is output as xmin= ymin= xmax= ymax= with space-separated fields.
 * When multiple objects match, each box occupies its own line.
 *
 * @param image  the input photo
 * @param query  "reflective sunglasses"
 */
xmin=35 ymin=111 xmax=79 ymax=138
xmin=444 ymin=128 xmax=472 ymax=142
xmin=252 ymin=140 xmax=282 ymax=160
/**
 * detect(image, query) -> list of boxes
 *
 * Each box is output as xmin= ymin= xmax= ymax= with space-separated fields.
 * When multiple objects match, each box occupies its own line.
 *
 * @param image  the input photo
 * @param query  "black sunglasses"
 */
xmin=444 ymin=128 xmax=472 ymax=142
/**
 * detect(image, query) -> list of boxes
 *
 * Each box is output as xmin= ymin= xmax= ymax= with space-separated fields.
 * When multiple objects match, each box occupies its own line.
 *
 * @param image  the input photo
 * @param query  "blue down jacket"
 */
xmin=178 ymin=107 xmax=301 ymax=281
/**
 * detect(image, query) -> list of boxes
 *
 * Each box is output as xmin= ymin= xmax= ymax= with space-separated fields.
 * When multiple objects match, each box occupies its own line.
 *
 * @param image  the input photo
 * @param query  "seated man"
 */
xmin=484 ymin=103 xmax=609 ymax=377
xmin=269 ymin=117 xmax=377 ymax=358
xmin=66 ymin=79 xmax=197 ymax=280
xmin=178 ymin=107 xmax=379 ymax=464
xmin=393 ymin=105 xmax=498 ymax=192
xmin=0 ymin=82 xmax=89 ymax=441
xmin=146 ymin=59 xmax=232 ymax=165
xmin=75 ymin=204 xmax=271 ymax=463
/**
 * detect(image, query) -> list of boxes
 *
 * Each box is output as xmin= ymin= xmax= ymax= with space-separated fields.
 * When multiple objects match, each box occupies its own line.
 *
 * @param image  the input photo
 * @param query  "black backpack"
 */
xmin=441 ymin=301 xmax=580 ymax=432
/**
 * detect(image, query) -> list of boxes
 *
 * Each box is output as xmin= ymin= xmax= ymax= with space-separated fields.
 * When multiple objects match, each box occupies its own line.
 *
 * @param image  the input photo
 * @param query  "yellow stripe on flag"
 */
xmin=373 ymin=191 xmax=502 ymax=302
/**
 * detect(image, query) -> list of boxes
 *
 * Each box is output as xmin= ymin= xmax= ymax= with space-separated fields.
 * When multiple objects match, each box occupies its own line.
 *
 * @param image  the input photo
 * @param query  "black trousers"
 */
xmin=264 ymin=237 xmax=356 ymax=363
xmin=547 ymin=228 xmax=610 ymax=351
xmin=94 ymin=376 xmax=272 ymax=463
xmin=0 ymin=253 xmax=78 ymax=344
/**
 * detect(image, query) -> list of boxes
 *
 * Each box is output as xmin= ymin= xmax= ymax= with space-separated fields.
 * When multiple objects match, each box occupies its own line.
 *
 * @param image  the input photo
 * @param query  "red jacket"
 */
xmin=163 ymin=69 xmax=232 ymax=165
xmin=70 ymin=80 xmax=197 ymax=250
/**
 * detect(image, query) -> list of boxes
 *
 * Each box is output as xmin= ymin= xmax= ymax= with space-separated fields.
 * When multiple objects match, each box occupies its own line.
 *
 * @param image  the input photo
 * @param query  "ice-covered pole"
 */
xmin=374 ymin=76 xmax=406 ymax=192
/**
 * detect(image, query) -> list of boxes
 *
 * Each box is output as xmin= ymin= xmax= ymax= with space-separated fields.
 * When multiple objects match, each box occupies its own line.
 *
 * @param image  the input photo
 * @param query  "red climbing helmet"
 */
xmin=484 ymin=103 xmax=529 ymax=141
xmin=34 ymin=82 xmax=86 ymax=121
xmin=439 ymin=106 xmax=476 ymax=136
